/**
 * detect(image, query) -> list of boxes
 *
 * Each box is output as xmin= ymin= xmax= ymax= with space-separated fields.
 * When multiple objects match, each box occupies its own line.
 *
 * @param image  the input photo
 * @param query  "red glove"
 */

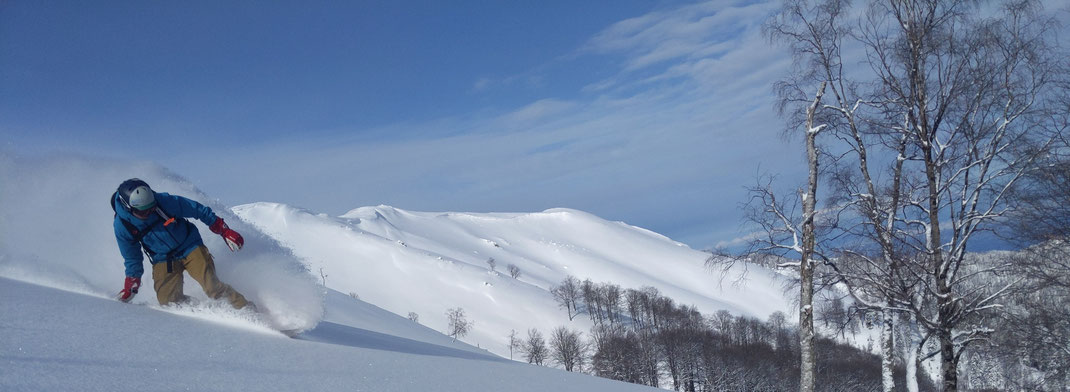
xmin=209 ymin=218 xmax=244 ymax=252
xmin=118 ymin=276 xmax=141 ymax=302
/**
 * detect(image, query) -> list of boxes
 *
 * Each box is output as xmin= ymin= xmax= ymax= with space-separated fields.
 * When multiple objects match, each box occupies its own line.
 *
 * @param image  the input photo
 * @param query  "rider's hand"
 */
xmin=209 ymin=218 xmax=244 ymax=252
xmin=118 ymin=276 xmax=141 ymax=302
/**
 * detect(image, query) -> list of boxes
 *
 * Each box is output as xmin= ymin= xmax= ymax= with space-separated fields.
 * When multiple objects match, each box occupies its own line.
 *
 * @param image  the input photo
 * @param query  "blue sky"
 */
xmin=1 ymin=0 xmax=806 ymax=249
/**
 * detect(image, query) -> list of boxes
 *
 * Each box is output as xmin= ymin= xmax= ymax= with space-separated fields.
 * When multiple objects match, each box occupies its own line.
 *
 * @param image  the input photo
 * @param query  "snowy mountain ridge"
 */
xmin=232 ymin=201 xmax=794 ymax=357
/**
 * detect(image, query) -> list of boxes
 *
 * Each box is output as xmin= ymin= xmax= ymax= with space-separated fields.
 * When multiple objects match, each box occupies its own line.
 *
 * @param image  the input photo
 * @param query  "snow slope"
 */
xmin=232 ymin=202 xmax=793 ymax=357
xmin=0 ymin=154 xmax=664 ymax=391
xmin=0 ymin=153 xmax=792 ymax=390
xmin=0 ymin=277 xmax=660 ymax=392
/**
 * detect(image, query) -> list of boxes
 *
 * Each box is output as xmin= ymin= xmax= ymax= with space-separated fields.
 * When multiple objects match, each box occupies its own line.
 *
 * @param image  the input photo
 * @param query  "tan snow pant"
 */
xmin=152 ymin=245 xmax=250 ymax=309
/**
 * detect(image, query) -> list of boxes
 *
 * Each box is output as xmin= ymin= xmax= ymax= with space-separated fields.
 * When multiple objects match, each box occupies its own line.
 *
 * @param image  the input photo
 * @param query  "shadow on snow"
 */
xmin=299 ymin=321 xmax=505 ymax=363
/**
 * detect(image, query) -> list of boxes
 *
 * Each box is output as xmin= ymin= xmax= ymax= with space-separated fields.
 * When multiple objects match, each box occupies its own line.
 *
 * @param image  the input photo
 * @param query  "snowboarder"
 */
xmin=112 ymin=178 xmax=253 ymax=310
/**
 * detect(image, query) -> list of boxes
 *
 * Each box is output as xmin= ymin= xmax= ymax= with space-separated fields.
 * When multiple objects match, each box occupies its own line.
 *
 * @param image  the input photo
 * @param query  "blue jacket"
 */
xmin=113 ymin=192 xmax=220 ymax=278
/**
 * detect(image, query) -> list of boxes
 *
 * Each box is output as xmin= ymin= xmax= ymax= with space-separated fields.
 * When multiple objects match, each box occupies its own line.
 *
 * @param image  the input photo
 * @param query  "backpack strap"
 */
xmin=111 ymin=189 xmax=195 ymax=271
xmin=148 ymin=205 xmax=193 ymax=268
xmin=112 ymin=190 xmax=165 ymax=263
xmin=121 ymin=215 xmax=162 ymax=244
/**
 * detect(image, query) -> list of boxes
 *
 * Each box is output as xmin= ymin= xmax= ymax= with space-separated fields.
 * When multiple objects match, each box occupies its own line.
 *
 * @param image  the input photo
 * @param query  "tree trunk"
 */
xmin=924 ymin=144 xmax=956 ymax=391
xmin=800 ymin=253 xmax=816 ymax=392
xmin=881 ymin=308 xmax=895 ymax=392
xmin=906 ymin=312 xmax=922 ymax=392
xmin=799 ymin=82 xmax=825 ymax=392
xmin=938 ymin=325 xmax=957 ymax=391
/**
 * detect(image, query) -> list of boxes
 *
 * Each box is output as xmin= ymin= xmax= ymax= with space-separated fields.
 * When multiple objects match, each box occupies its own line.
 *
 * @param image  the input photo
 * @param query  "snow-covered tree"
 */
xmin=763 ymin=0 xmax=1068 ymax=391
xmin=733 ymin=80 xmax=829 ymax=392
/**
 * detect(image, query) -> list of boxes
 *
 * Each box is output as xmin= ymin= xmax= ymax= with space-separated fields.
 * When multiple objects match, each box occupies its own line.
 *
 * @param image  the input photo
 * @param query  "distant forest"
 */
xmin=499 ymin=277 xmax=937 ymax=391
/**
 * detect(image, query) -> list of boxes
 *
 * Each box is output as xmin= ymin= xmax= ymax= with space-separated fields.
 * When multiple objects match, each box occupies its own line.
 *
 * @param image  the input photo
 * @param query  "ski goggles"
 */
xmin=131 ymin=203 xmax=157 ymax=218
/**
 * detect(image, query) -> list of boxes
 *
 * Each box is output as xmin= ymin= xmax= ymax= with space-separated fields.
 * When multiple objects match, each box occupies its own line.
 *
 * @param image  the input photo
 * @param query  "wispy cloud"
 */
xmin=716 ymin=230 xmax=766 ymax=250
xmin=186 ymin=0 xmax=800 ymax=250
xmin=470 ymin=74 xmax=545 ymax=94
xmin=575 ymin=0 xmax=784 ymax=112
xmin=583 ymin=0 xmax=777 ymax=73
xmin=499 ymin=99 xmax=579 ymax=126
xmin=472 ymin=77 xmax=494 ymax=92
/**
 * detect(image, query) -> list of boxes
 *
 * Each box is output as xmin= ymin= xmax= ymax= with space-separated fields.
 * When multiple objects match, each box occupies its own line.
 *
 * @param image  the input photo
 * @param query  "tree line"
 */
xmin=510 ymin=277 xmax=934 ymax=391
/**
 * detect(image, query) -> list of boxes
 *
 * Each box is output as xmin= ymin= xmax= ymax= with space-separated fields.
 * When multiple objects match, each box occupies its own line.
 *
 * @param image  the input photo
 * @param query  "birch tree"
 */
xmin=766 ymin=0 xmax=912 ymax=389
xmin=739 ymin=82 xmax=829 ymax=392
xmin=763 ymin=0 xmax=1067 ymax=391
xmin=998 ymin=101 xmax=1070 ymax=389
xmin=869 ymin=1 xmax=1064 ymax=389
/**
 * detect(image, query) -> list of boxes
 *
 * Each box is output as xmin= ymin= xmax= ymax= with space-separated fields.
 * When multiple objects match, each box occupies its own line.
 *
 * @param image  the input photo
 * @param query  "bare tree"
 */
xmin=871 ymin=2 xmax=1064 ymax=390
xmin=735 ymin=81 xmax=829 ymax=392
xmin=765 ymin=0 xmax=1068 ymax=391
xmin=508 ymin=329 xmax=522 ymax=360
xmin=445 ymin=307 xmax=472 ymax=342
xmin=580 ymin=279 xmax=615 ymax=327
xmin=523 ymin=328 xmax=548 ymax=365
xmin=768 ymin=311 xmax=796 ymax=352
xmin=507 ymin=264 xmax=522 ymax=279
xmin=551 ymin=276 xmax=582 ymax=320
xmin=1000 ymin=134 xmax=1070 ymax=389
xmin=591 ymin=331 xmax=646 ymax=385
xmin=765 ymin=0 xmax=913 ymax=388
xmin=486 ymin=257 xmax=496 ymax=272
xmin=1007 ymin=134 xmax=1070 ymax=268
xmin=407 ymin=312 xmax=419 ymax=323
xmin=797 ymin=82 xmax=826 ymax=392
xmin=625 ymin=288 xmax=650 ymax=331
xmin=711 ymin=310 xmax=734 ymax=336
xmin=549 ymin=326 xmax=586 ymax=372
xmin=602 ymin=283 xmax=623 ymax=326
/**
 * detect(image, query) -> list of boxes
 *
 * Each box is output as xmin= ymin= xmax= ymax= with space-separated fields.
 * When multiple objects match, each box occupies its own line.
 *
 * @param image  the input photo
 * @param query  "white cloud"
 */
xmin=500 ymin=98 xmax=578 ymax=125
xmin=472 ymin=77 xmax=493 ymax=92
xmin=169 ymin=0 xmax=801 ymax=250
xmin=716 ymin=230 xmax=766 ymax=249
xmin=583 ymin=0 xmax=777 ymax=74
xmin=576 ymin=0 xmax=782 ymax=102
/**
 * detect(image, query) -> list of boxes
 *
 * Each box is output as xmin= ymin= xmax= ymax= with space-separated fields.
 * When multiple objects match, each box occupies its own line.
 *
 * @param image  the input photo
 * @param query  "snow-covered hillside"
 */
xmin=0 ymin=276 xmax=664 ymax=391
xmin=0 ymin=154 xmax=792 ymax=390
xmin=232 ymin=202 xmax=792 ymax=357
